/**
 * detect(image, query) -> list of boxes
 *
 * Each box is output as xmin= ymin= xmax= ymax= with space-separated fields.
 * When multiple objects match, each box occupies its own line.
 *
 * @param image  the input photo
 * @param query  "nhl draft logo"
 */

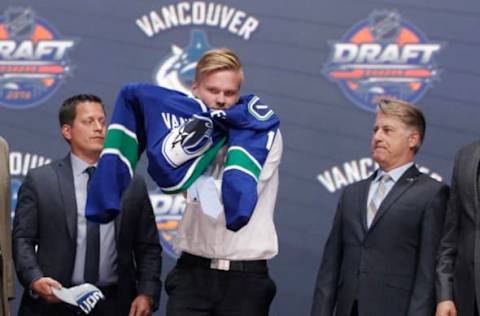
xmin=324 ymin=11 xmax=442 ymax=112
xmin=154 ymin=30 xmax=211 ymax=94
xmin=149 ymin=190 xmax=186 ymax=258
xmin=0 ymin=7 xmax=75 ymax=109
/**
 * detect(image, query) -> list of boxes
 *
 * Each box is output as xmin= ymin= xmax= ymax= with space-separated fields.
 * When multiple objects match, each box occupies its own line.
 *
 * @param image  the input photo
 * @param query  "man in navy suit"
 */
xmin=436 ymin=139 xmax=480 ymax=316
xmin=13 ymin=94 xmax=162 ymax=316
xmin=311 ymin=98 xmax=448 ymax=316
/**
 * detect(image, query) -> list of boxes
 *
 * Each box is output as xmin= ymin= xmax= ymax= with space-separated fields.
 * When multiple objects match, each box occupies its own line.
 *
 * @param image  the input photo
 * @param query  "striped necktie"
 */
xmin=367 ymin=174 xmax=391 ymax=228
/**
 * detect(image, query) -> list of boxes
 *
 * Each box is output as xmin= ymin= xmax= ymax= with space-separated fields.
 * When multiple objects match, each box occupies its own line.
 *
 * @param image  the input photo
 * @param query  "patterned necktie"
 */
xmin=84 ymin=166 xmax=99 ymax=284
xmin=367 ymin=174 xmax=391 ymax=227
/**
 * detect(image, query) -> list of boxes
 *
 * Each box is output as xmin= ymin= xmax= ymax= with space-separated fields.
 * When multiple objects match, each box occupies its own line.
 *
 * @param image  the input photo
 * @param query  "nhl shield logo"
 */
xmin=5 ymin=7 xmax=35 ymax=38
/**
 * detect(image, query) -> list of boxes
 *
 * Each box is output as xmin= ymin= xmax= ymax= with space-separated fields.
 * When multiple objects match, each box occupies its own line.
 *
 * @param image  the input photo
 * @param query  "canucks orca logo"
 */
xmin=162 ymin=115 xmax=213 ymax=168
xmin=149 ymin=190 xmax=186 ymax=258
xmin=324 ymin=11 xmax=442 ymax=112
xmin=173 ymin=115 xmax=213 ymax=155
xmin=0 ymin=7 xmax=75 ymax=109
xmin=154 ymin=30 xmax=211 ymax=94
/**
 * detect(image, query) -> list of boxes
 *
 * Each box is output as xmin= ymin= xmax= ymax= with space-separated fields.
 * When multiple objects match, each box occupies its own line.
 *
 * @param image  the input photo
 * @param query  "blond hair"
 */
xmin=376 ymin=96 xmax=426 ymax=153
xmin=195 ymin=48 xmax=244 ymax=82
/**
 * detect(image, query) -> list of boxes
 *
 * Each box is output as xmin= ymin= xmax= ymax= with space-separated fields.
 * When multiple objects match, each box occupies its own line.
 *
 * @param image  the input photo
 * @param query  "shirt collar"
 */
xmin=375 ymin=161 xmax=414 ymax=183
xmin=70 ymin=153 xmax=96 ymax=177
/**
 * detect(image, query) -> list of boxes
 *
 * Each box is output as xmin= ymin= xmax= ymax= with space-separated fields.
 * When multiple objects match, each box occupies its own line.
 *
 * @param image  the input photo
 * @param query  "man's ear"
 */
xmin=61 ymin=124 xmax=72 ymax=141
xmin=191 ymin=80 xmax=198 ymax=97
xmin=408 ymin=130 xmax=420 ymax=150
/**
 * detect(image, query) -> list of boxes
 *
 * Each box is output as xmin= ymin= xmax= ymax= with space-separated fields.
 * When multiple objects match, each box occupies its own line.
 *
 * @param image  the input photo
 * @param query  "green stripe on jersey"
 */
xmin=225 ymin=147 xmax=261 ymax=180
xmin=162 ymin=137 xmax=227 ymax=194
xmin=103 ymin=128 xmax=139 ymax=170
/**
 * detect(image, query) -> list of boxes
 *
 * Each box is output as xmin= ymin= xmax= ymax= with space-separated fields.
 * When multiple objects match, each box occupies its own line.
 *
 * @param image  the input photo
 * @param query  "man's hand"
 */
xmin=128 ymin=294 xmax=153 ymax=316
xmin=436 ymin=300 xmax=457 ymax=316
xmin=31 ymin=277 xmax=62 ymax=303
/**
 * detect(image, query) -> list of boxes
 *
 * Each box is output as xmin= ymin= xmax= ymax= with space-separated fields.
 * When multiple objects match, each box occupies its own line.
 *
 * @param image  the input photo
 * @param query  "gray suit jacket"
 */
xmin=436 ymin=141 xmax=480 ymax=315
xmin=0 ymin=137 xmax=14 ymax=316
xmin=13 ymin=154 xmax=162 ymax=316
xmin=312 ymin=165 xmax=448 ymax=316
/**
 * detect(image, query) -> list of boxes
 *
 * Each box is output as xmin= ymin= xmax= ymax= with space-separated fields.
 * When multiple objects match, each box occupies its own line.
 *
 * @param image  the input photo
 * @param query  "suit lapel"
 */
xmin=115 ymin=203 xmax=123 ymax=241
xmin=57 ymin=155 xmax=77 ymax=241
xmin=115 ymin=183 xmax=129 ymax=241
xmin=469 ymin=143 xmax=480 ymax=215
xmin=369 ymin=165 xmax=420 ymax=230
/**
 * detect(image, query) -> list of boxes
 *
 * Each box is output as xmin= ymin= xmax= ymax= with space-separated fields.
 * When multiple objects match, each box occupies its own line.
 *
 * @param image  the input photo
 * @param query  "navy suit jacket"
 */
xmin=13 ymin=155 xmax=162 ymax=316
xmin=436 ymin=141 xmax=480 ymax=315
xmin=312 ymin=165 xmax=448 ymax=316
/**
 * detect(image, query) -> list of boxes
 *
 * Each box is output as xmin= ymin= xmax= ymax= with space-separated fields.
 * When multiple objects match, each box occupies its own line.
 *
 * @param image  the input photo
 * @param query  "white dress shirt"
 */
xmin=174 ymin=131 xmax=283 ymax=261
xmin=367 ymin=162 xmax=414 ymax=226
xmin=70 ymin=153 xmax=118 ymax=286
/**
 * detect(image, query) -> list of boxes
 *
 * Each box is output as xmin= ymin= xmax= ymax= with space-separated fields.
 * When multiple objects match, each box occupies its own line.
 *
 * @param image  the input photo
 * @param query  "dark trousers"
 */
xmin=0 ymin=261 xmax=4 ymax=316
xmin=166 ymin=254 xmax=276 ymax=316
xmin=350 ymin=301 xmax=358 ymax=316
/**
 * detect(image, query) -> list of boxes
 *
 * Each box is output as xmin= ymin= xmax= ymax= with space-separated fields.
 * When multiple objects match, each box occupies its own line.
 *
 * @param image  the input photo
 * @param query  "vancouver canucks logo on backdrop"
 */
xmin=323 ymin=11 xmax=442 ymax=112
xmin=137 ymin=2 xmax=260 ymax=257
xmin=149 ymin=190 xmax=186 ymax=258
xmin=0 ymin=7 xmax=75 ymax=109
xmin=154 ymin=30 xmax=211 ymax=94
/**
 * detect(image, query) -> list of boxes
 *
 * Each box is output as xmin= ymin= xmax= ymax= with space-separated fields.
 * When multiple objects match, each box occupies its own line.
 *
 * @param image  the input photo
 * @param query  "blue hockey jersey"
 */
xmin=85 ymin=83 xmax=280 ymax=231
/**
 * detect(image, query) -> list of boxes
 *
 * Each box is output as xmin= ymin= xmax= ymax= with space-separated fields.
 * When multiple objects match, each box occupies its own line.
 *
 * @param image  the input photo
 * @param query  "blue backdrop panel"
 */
xmin=1 ymin=0 xmax=480 ymax=315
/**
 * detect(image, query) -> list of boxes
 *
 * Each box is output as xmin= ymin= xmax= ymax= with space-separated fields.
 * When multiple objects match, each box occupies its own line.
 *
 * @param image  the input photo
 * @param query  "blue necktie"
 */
xmin=84 ymin=166 xmax=99 ymax=284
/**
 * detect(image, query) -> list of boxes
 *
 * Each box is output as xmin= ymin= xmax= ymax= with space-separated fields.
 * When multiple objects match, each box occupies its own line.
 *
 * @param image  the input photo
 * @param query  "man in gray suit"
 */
xmin=0 ymin=137 xmax=15 ymax=316
xmin=13 ymin=95 xmax=162 ymax=316
xmin=311 ymin=98 xmax=448 ymax=316
xmin=436 ymin=141 xmax=480 ymax=316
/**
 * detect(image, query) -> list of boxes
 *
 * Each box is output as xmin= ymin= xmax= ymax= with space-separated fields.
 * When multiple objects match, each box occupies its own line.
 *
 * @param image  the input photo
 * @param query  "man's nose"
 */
xmin=93 ymin=120 xmax=104 ymax=131
xmin=372 ymin=130 xmax=382 ymax=142
xmin=216 ymin=93 xmax=226 ymax=107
